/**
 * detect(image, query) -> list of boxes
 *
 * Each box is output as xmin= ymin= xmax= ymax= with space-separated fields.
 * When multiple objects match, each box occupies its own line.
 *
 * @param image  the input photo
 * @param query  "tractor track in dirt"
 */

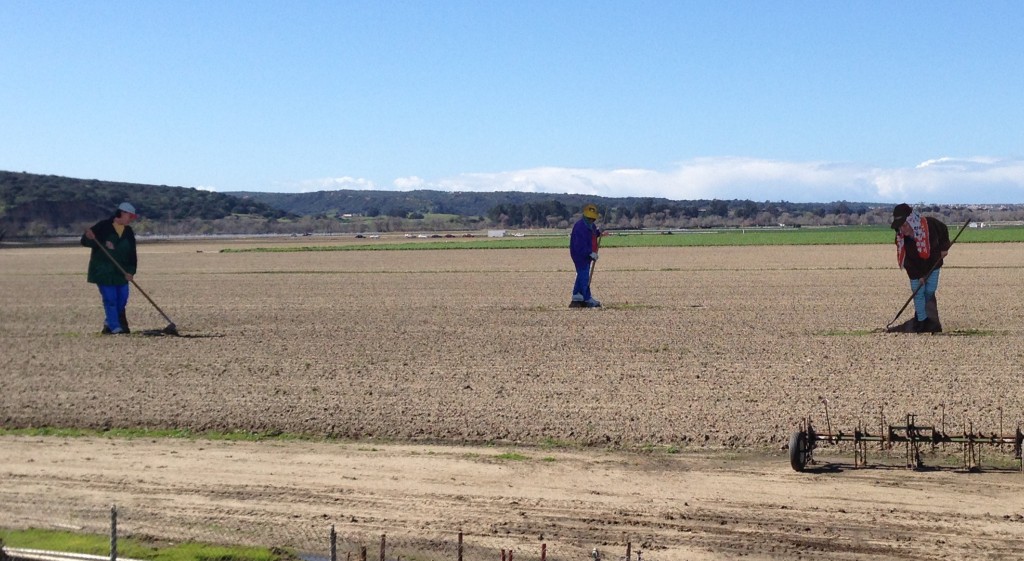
xmin=3 ymin=436 xmax=1024 ymax=561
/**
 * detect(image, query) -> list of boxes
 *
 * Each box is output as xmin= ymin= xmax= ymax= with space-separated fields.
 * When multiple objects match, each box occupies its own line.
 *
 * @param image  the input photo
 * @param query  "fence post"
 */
xmin=360 ymin=546 xmax=367 ymax=561
xmin=110 ymin=505 xmax=118 ymax=561
xmin=624 ymin=542 xmax=631 ymax=561
xmin=330 ymin=525 xmax=337 ymax=561
xmin=379 ymin=534 xmax=385 ymax=561
xmin=457 ymin=531 xmax=463 ymax=561
xmin=540 ymin=544 xmax=546 ymax=561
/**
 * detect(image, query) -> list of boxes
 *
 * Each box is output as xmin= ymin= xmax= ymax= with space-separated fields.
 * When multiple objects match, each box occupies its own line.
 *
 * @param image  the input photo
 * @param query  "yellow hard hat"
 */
xmin=582 ymin=204 xmax=600 ymax=220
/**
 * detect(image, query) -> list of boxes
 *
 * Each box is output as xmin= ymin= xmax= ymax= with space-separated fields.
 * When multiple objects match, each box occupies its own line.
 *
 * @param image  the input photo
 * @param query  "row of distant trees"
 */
xmin=9 ymin=202 xmax=1023 ymax=239
xmin=6 ymin=171 xmax=1023 ymax=239
xmin=484 ymin=199 xmax=1024 ymax=230
xmin=11 ymin=214 xmax=486 ymax=238
xmin=157 ymin=203 xmax=1022 ymax=236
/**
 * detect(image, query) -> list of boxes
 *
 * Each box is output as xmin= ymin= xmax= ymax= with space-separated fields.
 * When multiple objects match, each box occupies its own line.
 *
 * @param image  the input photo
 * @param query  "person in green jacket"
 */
xmin=81 ymin=202 xmax=139 ymax=334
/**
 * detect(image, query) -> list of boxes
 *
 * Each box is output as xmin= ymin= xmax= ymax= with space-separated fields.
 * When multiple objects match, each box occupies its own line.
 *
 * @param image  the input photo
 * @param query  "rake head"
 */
xmin=140 ymin=323 xmax=180 ymax=337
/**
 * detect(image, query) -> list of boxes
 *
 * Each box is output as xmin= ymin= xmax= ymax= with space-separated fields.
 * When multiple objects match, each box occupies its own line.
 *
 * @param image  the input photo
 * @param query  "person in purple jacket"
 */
xmin=569 ymin=204 xmax=604 ymax=308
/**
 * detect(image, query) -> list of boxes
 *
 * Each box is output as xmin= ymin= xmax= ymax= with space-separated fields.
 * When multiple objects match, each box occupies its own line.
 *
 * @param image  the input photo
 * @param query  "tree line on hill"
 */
xmin=484 ymin=198 xmax=884 ymax=229
xmin=0 ymin=171 xmax=289 ymax=238
xmin=2 ymin=170 xmax=1022 ymax=240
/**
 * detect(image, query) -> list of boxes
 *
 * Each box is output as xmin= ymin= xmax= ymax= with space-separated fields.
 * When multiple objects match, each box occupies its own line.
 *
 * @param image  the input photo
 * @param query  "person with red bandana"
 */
xmin=889 ymin=203 xmax=951 ymax=333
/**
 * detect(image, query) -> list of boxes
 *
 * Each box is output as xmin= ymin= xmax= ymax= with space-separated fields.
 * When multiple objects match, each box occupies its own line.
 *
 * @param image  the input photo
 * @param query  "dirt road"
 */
xmin=2 ymin=436 xmax=1022 ymax=561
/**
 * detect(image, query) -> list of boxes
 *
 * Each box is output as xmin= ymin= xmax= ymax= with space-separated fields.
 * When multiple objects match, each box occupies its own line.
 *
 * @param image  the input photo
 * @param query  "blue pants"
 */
xmin=910 ymin=269 xmax=940 ymax=321
xmin=98 ymin=284 xmax=130 ymax=331
xmin=572 ymin=260 xmax=592 ymax=300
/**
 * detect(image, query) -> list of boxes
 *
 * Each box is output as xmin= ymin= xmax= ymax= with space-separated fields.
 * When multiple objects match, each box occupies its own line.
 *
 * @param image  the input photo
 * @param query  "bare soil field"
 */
xmin=2 ymin=239 xmax=1023 ymax=560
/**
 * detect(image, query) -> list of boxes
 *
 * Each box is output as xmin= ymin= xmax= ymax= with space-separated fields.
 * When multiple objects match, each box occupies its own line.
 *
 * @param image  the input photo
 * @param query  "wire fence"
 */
xmin=1 ymin=505 xmax=643 ymax=561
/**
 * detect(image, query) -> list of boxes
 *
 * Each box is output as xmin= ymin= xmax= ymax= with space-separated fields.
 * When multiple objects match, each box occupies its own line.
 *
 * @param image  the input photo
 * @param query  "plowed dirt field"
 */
xmin=2 ymin=239 xmax=1023 ymax=560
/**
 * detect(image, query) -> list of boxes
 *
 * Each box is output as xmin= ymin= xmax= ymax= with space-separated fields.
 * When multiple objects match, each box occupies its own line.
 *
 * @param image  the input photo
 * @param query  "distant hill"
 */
xmin=0 ymin=171 xmax=291 ymax=237
xmin=3 ymin=169 xmax=1018 ymax=240
xmin=228 ymin=189 xmax=683 ymax=218
xmin=227 ymin=188 xmax=889 ymax=229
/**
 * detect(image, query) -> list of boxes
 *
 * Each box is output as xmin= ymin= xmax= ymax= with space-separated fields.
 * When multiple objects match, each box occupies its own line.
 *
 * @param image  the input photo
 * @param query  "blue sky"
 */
xmin=3 ymin=1 xmax=1023 ymax=203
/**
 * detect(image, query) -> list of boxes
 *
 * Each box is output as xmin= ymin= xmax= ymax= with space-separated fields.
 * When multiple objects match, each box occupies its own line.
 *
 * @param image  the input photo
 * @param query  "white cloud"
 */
xmin=392 ymin=176 xmax=425 ymax=189
xmin=873 ymin=157 xmax=1024 ymax=203
xmin=282 ymin=176 xmax=378 ymax=192
xmin=422 ymin=157 xmax=1024 ymax=203
xmin=299 ymin=157 xmax=1024 ymax=203
xmin=433 ymin=167 xmax=655 ymax=195
xmin=914 ymin=156 xmax=1000 ymax=170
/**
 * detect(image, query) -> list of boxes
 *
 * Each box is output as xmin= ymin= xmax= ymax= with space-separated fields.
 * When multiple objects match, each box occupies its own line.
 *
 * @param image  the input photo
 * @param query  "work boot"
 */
xmin=925 ymin=296 xmax=942 ymax=333
xmin=118 ymin=310 xmax=131 ymax=334
xmin=919 ymin=316 xmax=942 ymax=334
xmin=101 ymin=325 xmax=112 ymax=334
xmin=569 ymin=293 xmax=586 ymax=308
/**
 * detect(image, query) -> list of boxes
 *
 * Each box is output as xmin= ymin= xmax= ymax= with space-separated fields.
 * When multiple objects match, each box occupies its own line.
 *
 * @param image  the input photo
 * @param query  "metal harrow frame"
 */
xmin=789 ymin=404 xmax=1023 ymax=473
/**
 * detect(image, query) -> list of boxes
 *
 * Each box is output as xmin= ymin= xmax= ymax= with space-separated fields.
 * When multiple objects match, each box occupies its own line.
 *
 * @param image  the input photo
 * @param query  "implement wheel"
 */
xmin=789 ymin=431 xmax=810 ymax=472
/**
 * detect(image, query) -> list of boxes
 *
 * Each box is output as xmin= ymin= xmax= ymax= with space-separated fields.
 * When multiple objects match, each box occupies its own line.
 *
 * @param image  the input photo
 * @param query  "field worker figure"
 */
xmin=81 ymin=202 xmax=139 ymax=334
xmin=569 ymin=203 xmax=604 ymax=308
xmin=889 ymin=203 xmax=951 ymax=333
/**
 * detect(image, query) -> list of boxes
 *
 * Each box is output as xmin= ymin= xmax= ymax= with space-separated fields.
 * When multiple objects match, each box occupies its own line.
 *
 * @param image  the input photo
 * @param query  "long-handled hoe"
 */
xmin=92 ymin=241 xmax=180 ymax=336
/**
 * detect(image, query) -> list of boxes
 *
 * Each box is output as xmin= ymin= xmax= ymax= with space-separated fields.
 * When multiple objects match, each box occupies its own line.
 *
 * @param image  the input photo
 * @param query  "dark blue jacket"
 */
xmin=569 ymin=218 xmax=600 ymax=266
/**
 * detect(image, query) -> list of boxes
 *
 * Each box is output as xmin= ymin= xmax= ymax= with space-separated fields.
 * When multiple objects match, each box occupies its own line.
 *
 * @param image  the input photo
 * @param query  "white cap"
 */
xmin=117 ymin=202 xmax=137 ymax=215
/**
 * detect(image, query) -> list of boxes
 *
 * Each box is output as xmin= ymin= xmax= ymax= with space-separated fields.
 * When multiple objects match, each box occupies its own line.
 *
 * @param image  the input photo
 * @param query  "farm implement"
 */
xmin=789 ymin=401 xmax=1023 ymax=473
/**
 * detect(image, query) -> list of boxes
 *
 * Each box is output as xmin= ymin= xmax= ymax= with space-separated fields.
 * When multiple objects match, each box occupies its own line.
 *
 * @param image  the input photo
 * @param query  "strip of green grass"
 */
xmin=0 ymin=528 xmax=293 ymax=561
xmin=223 ymin=237 xmax=569 ymax=252
xmin=221 ymin=226 xmax=1024 ymax=253
xmin=493 ymin=452 xmax=530 ymax=461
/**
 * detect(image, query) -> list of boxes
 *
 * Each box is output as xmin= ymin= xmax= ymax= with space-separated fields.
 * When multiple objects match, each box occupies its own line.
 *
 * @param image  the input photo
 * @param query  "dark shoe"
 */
xmin=118 ymin=311 xmax=130 ymax=334
xmin=569 ymin=301 xmax=587 ymax=308
xmin=920 ymin=317 xmax=942 ymax=333
xmin=101 ymin=325 xmax=112 ymax=334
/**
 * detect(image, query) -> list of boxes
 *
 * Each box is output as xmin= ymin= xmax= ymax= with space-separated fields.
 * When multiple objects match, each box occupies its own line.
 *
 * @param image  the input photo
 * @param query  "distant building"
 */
xmin=488 ymin=230 xmax=506 ymax=238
